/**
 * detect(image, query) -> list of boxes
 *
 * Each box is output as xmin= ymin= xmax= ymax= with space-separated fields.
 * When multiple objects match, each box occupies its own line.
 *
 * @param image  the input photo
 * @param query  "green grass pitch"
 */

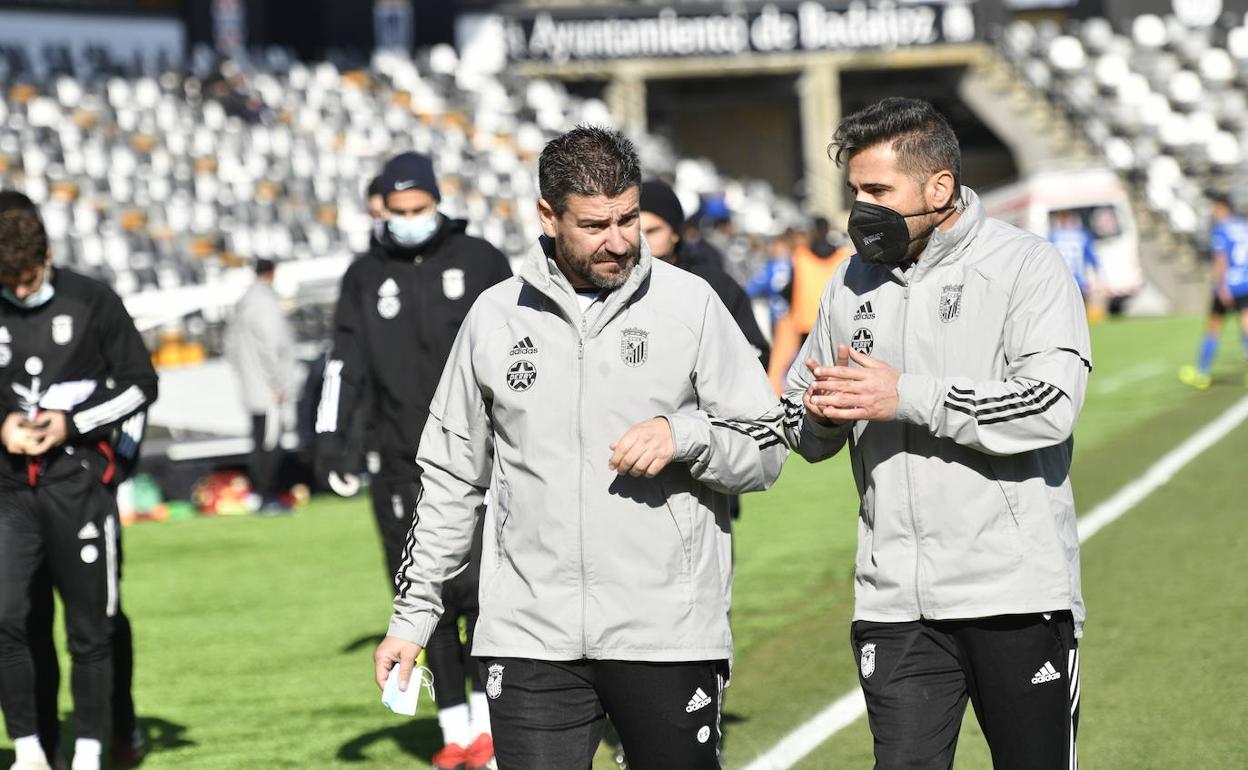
xmin=3 ymin=315 xmax=1246 ymax=768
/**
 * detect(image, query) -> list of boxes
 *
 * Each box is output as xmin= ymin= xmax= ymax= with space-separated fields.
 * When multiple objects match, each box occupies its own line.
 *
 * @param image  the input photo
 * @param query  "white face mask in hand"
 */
xmin=381 ymin=664 xmax=435 ymax=716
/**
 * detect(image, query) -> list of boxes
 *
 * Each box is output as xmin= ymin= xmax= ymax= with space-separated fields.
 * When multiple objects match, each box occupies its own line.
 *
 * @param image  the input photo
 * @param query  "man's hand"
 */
xmin=1 ymin=413 xmax=37 ymax=455
xmin=374 ymin=635 xmax=423 ymax=692
xmin=803 ymin=345 xmax=851 ymax=425
xmin=807 ymin=347 xmax=900 ymax=423
xmin=26 ymin=411 xmax=68 ymax=456
xmin=609 ymin=417 xmax=674 ymax=478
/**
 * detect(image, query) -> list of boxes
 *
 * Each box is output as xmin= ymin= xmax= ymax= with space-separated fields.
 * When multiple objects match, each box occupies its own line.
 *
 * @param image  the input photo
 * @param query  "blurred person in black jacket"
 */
xmin=641 ymin=179 xmax=770 ymax=524
xmin=315 ymin=153 xmax=511 ymax=766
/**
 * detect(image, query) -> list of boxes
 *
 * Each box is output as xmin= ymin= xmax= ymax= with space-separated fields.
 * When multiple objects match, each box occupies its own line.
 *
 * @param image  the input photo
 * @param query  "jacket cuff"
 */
xmin=896 ymin=372 xmax=942 ymax=428
xmin=803 ymin=413 xmax=850 ymax=439
xmin=664 ymin=411 xmax=706 ymax=464
xmin=387 ymin=610 xmax=439 ymax=648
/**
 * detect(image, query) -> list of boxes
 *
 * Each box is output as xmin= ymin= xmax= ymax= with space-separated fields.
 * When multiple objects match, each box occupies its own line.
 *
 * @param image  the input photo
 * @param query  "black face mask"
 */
xmin=847 ymin=200 xmax=956 ymax=265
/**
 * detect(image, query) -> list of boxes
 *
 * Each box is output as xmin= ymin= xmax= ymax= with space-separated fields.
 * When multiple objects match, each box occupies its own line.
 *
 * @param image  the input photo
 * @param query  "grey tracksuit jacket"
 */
xmin=225 ymin=281 xmax=297 ymax=415
xmin=389 ymin=237 xmax=788 ymax=661
xmin=784 ymin=188 xmax=1092 ymax=633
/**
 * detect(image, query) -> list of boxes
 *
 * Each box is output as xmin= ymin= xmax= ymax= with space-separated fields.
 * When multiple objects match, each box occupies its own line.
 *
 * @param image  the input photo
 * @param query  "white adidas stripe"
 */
xmin=74 ymin=385 xmax=145 ymax=434
xmin=741 ymin=394 xmax=1248 ymax=770
xmin=316 ymin=359 xmax=343 ymax=433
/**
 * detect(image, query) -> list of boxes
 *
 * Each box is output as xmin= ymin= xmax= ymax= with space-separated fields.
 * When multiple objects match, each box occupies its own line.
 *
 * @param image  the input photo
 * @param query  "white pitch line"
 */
xmin=740 ymin=394 xmax=1248 ymax=770
xmin=1088 ymin=361 xmax=1168 ymax=396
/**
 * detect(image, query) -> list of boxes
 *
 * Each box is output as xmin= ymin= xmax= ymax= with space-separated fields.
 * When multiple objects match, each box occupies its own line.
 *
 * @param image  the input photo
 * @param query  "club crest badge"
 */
xmin=486 ymin=664 xmax=504 ymax=699
xmin=377 ymin=277 xmax=401 ymax=320
xmin=860 ymin=643 xmax=876 ymax=679
xmin=506 ymin=359 xmax=537 ymax=392
xmin=939 ymin=284 xmax=963 ymax=323
xmin=441 ymin=268 xmax=465 ymax=300
xmin=620 ymin=328 xmax=649 ymax=368
xmin=850 ymin=327 xmax=874 ymax=356
xmin=52 ymin=315 xmax=73 ymax=345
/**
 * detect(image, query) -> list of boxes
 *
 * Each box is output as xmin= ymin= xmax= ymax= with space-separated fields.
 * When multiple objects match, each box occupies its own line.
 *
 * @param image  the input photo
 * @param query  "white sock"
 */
xmin=437 ymin=703 xmax=472 ymax=747
xmin=14 ymin=735 xmax=47 ymax=764
xmin=71 ymin=738 xmax=101 ymax=770
xmin=470 ymin=691 xmax=493 ymax=737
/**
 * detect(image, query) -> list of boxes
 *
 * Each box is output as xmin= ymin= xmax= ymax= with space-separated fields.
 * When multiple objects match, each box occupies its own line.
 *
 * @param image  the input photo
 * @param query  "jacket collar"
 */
xmin=519 ymin=235 xmax=654 ymax=335
xmin=893 ymin=186 xmax=986 ymax=284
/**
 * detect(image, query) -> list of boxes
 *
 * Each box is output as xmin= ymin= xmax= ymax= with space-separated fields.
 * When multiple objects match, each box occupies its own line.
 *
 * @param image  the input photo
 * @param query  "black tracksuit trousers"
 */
xmin=852 ymin=612 xmax=1080 ymax=770
xmin=0 ymin=467 xmax=118 ymax=743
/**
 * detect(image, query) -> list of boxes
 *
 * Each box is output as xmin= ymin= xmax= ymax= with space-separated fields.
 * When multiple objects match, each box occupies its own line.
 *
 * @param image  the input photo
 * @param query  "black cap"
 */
xmin=255 ymin=258 xmax=276 ymax=275
xmin=640 ymin=180 xmax=684 ymax=235
xmin=379 ymin=152 xmax=441 ymax=201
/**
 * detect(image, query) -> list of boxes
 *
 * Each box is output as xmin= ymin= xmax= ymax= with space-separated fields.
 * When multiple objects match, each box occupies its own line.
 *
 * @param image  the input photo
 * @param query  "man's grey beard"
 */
xmin=585 ymin=254 xmax=638 ymax=289
xmin=557 ymin=233 xmax=640 ymax=290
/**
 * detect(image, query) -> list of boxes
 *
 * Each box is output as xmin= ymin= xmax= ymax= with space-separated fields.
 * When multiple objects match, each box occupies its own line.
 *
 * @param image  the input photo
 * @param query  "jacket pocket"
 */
xmin=982 ymin=454 xmax=1024 ymax=557
xmin=492 ymin=477 xmax=511 ymax=572
xmin=658 ymin=477 xmax=694 ymax=585
xmin=983 ymin=454 xmax=1021 ymax=528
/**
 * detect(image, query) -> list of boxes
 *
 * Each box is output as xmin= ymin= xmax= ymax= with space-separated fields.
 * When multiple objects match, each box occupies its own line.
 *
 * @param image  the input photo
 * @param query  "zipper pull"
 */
xmin=578 ymin=337 xmax=584 ymax=360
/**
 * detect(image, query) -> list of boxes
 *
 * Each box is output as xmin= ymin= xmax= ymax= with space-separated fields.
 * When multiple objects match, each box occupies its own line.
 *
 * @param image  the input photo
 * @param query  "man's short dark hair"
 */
xmin=366 ymin=176 xmax=382 ymax=199
xmin=830 ymin=97 xmax=962 ymax=196
xmin=0 ymin=202 xmax=48 ymax=281
xmin=0 ymin=190 xmax=38 ymax=215
xmin=539 ymin=125 xmax=641 ymax=216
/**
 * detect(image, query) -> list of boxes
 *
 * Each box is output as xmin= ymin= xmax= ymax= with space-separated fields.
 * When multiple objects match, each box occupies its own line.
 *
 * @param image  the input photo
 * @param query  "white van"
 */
xmin=980 ymin=166 xmax=1142 ymax=310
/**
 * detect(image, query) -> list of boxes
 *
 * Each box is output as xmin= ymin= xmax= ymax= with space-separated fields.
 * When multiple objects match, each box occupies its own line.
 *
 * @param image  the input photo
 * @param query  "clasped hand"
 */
xmin=1 ymin=411 xmax=68 ymax=456
xmin=803 ymin=344 xmax=900 ymax=424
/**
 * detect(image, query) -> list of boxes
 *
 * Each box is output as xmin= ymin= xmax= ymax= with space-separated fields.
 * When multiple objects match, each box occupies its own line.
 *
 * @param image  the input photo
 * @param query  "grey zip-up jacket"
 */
xmin=784 ymin=188 xmax=1092 ymax=633
xmin=389 ymin=237 xmax=788 ymax=661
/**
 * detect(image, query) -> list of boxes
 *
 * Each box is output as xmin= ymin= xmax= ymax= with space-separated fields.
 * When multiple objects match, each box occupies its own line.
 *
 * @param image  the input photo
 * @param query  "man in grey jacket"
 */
xmin=225 ymin=258 xmax=297 ymax=513
xmin=786 ymin=98 xmax=1091 ymax=769
xmin=373 ymin=126 xmax=787 ymax=770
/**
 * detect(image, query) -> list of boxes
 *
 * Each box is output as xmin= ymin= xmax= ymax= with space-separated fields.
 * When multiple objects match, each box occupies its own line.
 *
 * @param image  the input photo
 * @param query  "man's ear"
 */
xmin=927 ymin=170 xmax=956 ymax=210
xmin=538 ymin=198 xmax=559 ymax=239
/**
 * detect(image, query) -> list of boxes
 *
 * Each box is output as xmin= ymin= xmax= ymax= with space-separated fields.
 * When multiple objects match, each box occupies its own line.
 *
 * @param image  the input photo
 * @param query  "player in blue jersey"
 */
xmin=1180 ymin=194 xmax=1248 ymax=389
xmin=1048 ymin=209 xmax=1100 ymax=301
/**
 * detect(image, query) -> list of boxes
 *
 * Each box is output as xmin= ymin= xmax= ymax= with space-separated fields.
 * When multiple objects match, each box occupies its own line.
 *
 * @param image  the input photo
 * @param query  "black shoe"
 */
xmin=110 ymin=728 xmax=148 ymax=768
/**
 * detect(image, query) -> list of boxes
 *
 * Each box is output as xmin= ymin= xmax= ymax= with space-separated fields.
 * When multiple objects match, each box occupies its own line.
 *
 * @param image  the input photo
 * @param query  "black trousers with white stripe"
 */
xmin=481 ymin=657 xmax=727 ymax=770
xmin=0 ymin=466 xmax=118 ymax=743
xmin=852 ymin=612 xmax=1079 ymax=770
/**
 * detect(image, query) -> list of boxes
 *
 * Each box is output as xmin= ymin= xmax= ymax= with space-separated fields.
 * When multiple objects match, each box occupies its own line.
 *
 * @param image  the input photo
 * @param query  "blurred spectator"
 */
xmin=1047 ymin=210 xmax=1100 ymax=302
xmin=745 ymin=229 xmax=795 ymax=332
xmin=764 ymin=226 xmax=850 ymax=393
xmin=205 ymin=62 xmax=266 ymax=124
xmin=367 ymin=176 xmax=387 ymax=250
xmin=808 ymin=215 xmax=846 ymax=258
xmin=1180 ymin=194 xmax=1248 ymax=390
xmin=225 ymin=258 xmax=298 ymax=514
xmin=641 ymin=180 xmax=769 ymax=370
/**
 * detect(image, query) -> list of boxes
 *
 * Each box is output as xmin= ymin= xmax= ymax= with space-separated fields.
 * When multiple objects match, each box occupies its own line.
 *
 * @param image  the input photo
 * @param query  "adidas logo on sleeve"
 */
xmin=510 ymin=336 xmax=538 ymax=356
xmin=686 ymin=687 xmax=712 ymax=713
xmin=1030 ymin=661 xmax=1062 ymax=685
